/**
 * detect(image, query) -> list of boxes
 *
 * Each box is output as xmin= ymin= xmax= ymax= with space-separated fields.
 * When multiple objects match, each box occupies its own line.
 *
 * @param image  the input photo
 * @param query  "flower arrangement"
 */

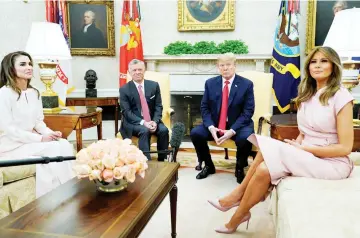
xmin=73 ymin=139 xmax=148 ymax=186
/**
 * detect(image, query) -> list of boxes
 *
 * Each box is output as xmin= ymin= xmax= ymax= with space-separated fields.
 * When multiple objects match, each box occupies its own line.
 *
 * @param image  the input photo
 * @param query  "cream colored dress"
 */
xmin=0 ymin=86 xmax=75 ymax=198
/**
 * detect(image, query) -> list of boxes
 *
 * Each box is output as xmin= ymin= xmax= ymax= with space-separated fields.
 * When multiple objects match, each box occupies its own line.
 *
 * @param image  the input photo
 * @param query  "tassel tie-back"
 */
xmin=284 ymin=0 xmax=300 ymax=14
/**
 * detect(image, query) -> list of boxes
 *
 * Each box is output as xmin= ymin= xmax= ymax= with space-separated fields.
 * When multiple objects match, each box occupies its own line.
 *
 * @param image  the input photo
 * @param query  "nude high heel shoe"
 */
xmin=215 ymin=212 xmax=251 ymax=234
xmin=208 ymin=199 xmax=240 ymax=212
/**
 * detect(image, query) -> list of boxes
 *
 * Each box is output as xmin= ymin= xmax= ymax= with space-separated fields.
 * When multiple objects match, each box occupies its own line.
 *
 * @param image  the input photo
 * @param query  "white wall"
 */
xmin=0 ymin=0 xmax=308 ymax=92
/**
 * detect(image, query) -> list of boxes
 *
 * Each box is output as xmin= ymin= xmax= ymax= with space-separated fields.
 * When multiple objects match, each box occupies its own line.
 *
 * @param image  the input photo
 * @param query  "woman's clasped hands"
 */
xmin=41 ymin=131 xmax=62 ymax=142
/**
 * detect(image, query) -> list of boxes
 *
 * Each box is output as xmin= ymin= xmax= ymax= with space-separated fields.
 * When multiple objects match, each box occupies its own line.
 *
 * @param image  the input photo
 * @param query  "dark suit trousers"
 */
xmin=190 ymin=124 xmax=252 ymax=170
xmin=132 ymin=123 xmax=169 ymax=161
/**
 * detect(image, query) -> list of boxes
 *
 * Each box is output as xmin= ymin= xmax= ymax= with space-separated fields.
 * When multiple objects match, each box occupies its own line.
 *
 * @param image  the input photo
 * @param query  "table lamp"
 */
xmin=25 ymin=22 xmax=71 ymax=113
xmin=323 ymin=8 xmax=360 ymax=90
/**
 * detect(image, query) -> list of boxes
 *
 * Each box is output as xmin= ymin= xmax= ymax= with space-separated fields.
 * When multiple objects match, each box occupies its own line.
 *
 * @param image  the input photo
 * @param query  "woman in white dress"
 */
xmin=0 ymin=51 xmax=75 ymax=198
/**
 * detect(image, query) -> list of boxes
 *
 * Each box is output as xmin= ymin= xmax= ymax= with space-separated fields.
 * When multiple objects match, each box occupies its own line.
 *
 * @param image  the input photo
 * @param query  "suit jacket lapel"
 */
xmin=228 ymin=75 xmax=239 ymax=107
xmin=144 ymin=80 xmax=152 ymax=101
xmin=129 ymin=81 xmax=141 ymax=111
xmin=216 ymin=77 xmax=223 ymax=115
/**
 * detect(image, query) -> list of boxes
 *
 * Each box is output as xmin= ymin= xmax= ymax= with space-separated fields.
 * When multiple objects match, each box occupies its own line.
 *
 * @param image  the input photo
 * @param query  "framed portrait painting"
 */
xmin=66 ymin=0 xmax=115 ymax=56
xmin=306 ymin=0 xmax=360 ymax=54
xmin=177 ymin=0 xmax=235 ymax=31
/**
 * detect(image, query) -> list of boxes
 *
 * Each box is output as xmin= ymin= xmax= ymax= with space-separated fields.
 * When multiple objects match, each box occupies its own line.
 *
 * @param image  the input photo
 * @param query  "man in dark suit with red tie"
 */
xmin=119 ymin=59 xmax=169 ymax=161
xmin=190 ymin=53 xmax=255 ymax=183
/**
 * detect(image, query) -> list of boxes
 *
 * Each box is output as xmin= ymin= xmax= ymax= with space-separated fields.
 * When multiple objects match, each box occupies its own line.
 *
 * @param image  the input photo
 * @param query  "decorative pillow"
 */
xmin=349 ymin=152 xmax=360 ymax=166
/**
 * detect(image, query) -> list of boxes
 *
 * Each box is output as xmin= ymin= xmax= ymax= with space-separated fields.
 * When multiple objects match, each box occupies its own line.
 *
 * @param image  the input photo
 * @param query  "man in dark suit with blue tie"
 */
xmin=119 ymin=59 xmax=169 ymax=161
xmin=191 ymin=53 xmax=255 ymax=183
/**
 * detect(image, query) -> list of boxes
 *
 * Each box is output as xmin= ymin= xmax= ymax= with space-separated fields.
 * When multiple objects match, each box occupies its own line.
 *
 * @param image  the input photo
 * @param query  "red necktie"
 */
xmin=218 ymin=80 xmax=230 ymax=135
xmin=138 ymin=85 xmax=151 ymax=122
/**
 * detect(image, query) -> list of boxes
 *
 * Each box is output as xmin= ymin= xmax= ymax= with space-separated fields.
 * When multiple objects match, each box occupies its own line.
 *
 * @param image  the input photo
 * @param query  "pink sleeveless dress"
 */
xmin=248 ymin=87 xmax=354 ymax=185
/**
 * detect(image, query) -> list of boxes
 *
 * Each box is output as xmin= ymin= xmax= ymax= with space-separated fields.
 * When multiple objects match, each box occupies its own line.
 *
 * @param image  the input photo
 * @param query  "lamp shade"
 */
xmin=25 ymin=22 xmax=71 ymax=60
xmin=323 ymin=8 xmax=360 ymax=58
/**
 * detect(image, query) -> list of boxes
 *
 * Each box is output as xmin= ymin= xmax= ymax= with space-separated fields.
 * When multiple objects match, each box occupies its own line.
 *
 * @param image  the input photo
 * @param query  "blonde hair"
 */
xmin=217 ymin=53 xmax=236 ymax=64
xmin=294 ymin=46 xmax=342 ymax=107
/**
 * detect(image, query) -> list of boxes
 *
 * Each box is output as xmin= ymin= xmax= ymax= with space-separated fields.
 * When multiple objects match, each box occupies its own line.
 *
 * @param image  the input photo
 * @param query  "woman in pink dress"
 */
xmin=208 ymin=46 xmax=354 ymax=234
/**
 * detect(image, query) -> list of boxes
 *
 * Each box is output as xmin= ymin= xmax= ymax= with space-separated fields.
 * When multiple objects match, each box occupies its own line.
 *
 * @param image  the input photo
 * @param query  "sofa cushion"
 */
xmin=0 ymin=165 xmax=36 ymax=185
xmin=6 ymin=176 xmax=36 ymax=213
xmin=0 ymin=186 xmax=10 ymax=219
xmin=0 ymin=177 xmax=35 ymax=219
xmin=0 ymin=172 xmax=3 ymax=188
xmin=275 ymin=166 xmax=360 ymax=238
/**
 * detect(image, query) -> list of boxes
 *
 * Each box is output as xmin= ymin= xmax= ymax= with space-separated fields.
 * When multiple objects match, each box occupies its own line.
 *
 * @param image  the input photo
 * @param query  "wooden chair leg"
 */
xmin=224 ymin=148 xmax=229 ymax=160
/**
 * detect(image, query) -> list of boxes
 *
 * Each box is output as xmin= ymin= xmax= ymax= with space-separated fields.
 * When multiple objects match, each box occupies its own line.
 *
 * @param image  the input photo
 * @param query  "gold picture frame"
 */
xmin=178 ymin=0 xmax=235 ymax=31
xmin=306 ymin=0 xmax=360 ymax=54
xmin=66 ymin=0 xmax=115 ymax=56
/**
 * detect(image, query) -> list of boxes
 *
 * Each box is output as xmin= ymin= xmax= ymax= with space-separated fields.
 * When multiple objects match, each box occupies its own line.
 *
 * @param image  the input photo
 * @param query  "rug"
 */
xmin=176 ymin=149 xmax=237 ymax=173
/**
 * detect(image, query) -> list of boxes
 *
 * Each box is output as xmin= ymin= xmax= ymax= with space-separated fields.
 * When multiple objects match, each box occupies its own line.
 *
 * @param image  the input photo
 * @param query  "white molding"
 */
xmin=144 ymin=54 xmax=272 ymax=61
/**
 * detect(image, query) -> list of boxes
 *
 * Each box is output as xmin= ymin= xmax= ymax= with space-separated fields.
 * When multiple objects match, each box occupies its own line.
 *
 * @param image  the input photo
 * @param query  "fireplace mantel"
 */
xmin=144 ymin=54 xmax=272 ymax=73
xmin=143 ymin=54 xmax=272 ymax=94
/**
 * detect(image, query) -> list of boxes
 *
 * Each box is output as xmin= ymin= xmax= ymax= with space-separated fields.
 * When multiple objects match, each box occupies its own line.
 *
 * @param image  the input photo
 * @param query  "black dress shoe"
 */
xmin=236 ymin=169 xmax=245 ymax=184
xmin=195 ymin=162 xmax=202 ymax=171
xmin=196 ymin=166 xmax=216 ymax=179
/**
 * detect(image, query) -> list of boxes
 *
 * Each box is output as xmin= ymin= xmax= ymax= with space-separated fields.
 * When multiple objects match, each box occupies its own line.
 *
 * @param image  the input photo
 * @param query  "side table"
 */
xmin=269 ymin=114 xmax=360 ymax=152
xmin=66 ymin=97 xmax=119 ymax=135
xmin=44 ymin=106 xmax=103 ymax=151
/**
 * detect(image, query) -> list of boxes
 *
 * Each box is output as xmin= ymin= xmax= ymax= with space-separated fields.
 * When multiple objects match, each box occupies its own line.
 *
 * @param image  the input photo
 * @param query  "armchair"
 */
xmin=117 ymin=71 xmax=174 ymax=148
xmin=208 ymin=71 xmax=274 ymax=159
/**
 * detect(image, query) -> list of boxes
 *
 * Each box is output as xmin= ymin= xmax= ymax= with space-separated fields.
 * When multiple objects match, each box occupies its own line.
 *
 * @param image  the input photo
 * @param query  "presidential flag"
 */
xmin=119 ymin=0 xmax=144 ymax=87
xmin=45 ymin=0 xmax=75 ymax=106
xmin=270 ymin=0 xmax=301 ymax=113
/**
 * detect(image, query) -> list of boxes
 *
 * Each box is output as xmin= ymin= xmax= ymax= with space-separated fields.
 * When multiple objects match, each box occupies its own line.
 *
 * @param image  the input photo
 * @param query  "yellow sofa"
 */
xmin=0 ymin=165 xmax=36 ymax=219
xmin=208 ymin=71 xmax=274 ymax=158
xmin=117 ymin=71 xmax=174 ymax=147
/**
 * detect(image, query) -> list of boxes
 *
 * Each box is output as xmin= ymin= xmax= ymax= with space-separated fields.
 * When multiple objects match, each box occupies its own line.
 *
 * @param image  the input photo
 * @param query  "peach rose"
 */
xmin=89 ymin=169 xmax=102 ymax=181
xmin=125 ymin=165 xmax=137 ymax=183
xmin=102 ymin=169 xmax=114 ymax=183
xmin=113 ymin=166 xmax=126 ymax=180
xmin=76 ymin=148 xmax=91 ymax=164
xmin=102 ymin=155 xmax=116 ymax=169
xmin=89 ymin=159 xmax=104 ymax=170
xmin=73 ymin=164 xmax=92 ymax=179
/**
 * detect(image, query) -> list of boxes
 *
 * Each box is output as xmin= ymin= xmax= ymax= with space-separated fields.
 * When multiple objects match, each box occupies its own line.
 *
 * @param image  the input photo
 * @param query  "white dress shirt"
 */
xmin=222 ymin=74 xmax=235 ymax=95
xmin=133 ymin=81 xmax=145 ymax=95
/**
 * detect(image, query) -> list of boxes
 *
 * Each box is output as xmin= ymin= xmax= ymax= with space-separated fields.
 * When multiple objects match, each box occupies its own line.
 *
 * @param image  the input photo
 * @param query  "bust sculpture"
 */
xmin=84 ymin=69 xmax=98 ymax=97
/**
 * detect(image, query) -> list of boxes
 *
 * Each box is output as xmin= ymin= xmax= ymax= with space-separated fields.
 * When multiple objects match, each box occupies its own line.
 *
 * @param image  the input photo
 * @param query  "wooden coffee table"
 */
xmin=0 ymin=161 xmax=180 ymax=238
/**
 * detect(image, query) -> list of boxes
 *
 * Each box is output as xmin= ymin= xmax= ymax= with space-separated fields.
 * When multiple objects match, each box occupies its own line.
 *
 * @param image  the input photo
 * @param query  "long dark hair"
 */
xmin=0 ymin=51 xmax=39 ymax=99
